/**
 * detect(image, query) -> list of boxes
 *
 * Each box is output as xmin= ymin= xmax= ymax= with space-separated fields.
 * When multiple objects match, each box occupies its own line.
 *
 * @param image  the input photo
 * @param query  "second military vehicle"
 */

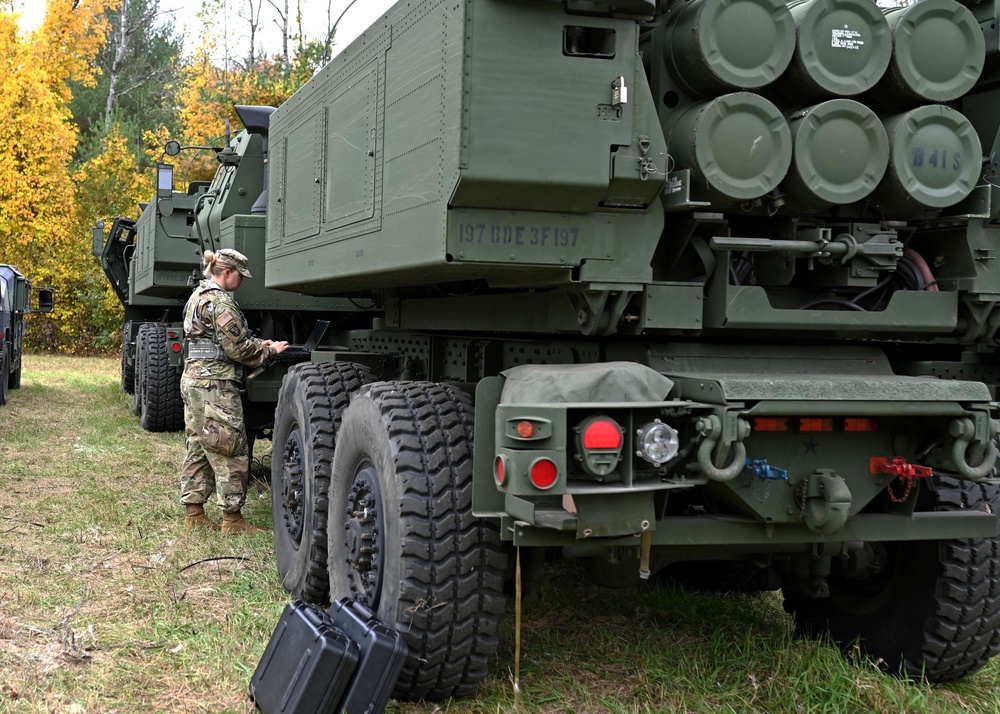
xmin=94 ymin=106 xmax=373 ymax=438
xmin=93 ymin=166 xmax=206 ymax=431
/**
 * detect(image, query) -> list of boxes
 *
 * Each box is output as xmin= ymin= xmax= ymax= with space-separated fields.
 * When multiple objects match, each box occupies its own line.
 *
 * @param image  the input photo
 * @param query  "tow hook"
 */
xmin=696 ymin=414 xmax=750 ymax=482
xmin=949 ymin=417 xmax=999 ymax=480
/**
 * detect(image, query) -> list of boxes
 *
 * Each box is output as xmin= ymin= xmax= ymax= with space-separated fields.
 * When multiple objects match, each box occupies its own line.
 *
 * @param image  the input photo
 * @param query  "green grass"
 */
xmin=2 ymin=355 xmax=1000 ymax=713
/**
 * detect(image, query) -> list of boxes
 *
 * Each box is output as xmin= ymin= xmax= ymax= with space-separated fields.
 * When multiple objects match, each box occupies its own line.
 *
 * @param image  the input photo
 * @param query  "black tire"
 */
xmin=783 ymin=476 xmax=1000 ymax=683
xmin=328 ymin=381 xmax=507 ymax=701
xmin=140 ymin=325 xmax=184 ymax=432
xmin=0 ymin=347 xmax=8 ymax=406
xmin=132 ymin=325 xmax=150 ymax=417
xmin=121 ymin=323 xmax=135 ymax=394
xmin=9 ymin=354 xmax=20 ymax=390
xmin=271 ymin=362 xmax=373 ymax=603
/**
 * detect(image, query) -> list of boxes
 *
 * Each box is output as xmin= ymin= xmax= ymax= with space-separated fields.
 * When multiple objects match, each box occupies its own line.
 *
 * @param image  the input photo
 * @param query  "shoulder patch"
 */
xmin=217 ymin=309 xmax=242 ymax=337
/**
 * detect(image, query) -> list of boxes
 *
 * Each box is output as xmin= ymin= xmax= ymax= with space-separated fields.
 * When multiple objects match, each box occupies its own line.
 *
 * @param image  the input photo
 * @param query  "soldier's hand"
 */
xmin=268 ymin=340 xmax=290 ymax=354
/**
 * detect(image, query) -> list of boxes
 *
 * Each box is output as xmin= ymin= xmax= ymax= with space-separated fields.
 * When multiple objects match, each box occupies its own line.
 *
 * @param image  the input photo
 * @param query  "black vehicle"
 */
xmin=0 ymin=265 xmax=54 ymax=405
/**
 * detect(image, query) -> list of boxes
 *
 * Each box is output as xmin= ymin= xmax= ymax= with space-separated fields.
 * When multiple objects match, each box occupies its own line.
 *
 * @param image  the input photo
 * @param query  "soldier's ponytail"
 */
xmin=202 ymin=250 xmax=221 ymax=279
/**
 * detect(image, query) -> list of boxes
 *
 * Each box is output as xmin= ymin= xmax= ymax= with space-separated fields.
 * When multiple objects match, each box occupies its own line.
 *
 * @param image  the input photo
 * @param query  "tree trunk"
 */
xmin=265 ymin=0 xmax=291 ymax=63
xmin=244 ymin=0 xmax=262 ymax=70
xmin=104 ymin=0 xmax=129 ymax=130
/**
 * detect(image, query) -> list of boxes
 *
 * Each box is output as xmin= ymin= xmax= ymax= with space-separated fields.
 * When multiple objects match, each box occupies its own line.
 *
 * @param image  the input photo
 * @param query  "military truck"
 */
xmin=0 ymin=265 xmax=54 ymax=405
xmin=93 ymin=167 xmax=206 ymax=432
xmin=251 ymin=0 xmax=1000 ymax=700
xmin=94 ymin=106 xmax=372 ymax=438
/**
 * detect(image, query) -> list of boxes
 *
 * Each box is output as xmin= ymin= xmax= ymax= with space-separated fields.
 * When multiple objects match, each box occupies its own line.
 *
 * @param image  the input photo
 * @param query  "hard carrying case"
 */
xmin=328 ymin=597 xmax=409 ymax=714
xmin=250 ymin=600 xmax=359 ymax=714
xmin=250 ymin=599 xmax=409 ymax=714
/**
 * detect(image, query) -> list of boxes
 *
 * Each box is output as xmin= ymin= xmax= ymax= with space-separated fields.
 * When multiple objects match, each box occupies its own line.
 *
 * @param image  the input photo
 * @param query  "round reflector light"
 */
xmin=171 ymin=342 xmax=182 ymax=352
xmin=516 ymin=420 xmax=535 ymax=438
xmin=494 ymin=455 xmax=506 ymax=485
xmin=636 ymin=421 xmax=680 ymax=465
xmin=529 ymin=458 xmax=558 ymax=489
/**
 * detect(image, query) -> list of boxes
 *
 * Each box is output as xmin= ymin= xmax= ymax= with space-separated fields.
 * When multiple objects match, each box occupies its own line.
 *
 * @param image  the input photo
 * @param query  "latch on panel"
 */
xmin=612 ymin=76 xmax=628 ymax=106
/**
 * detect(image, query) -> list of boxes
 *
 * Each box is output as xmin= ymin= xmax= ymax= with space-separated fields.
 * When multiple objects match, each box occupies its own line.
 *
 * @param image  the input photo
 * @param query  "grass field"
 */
xmin=2 ymin=355 xmax=1000 ymax=713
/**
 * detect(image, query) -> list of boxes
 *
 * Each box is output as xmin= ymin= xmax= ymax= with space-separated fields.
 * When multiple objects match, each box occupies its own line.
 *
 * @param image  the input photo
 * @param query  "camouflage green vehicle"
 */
xmin=93 ymin=165 xmax=206 ymax=432
xmin=0 ymin=265 xmax=54 ymax=405
xmin=249 ymin=0 xmax=1000 ymax=700
xmin=93 ymin=106 xmax=372 ymax=439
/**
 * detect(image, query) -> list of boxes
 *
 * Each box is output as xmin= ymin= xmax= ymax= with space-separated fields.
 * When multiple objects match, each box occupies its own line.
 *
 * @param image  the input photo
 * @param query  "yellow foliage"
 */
xmin=174 ymin=31 xmax=307 ymax=181
xmin=0 ymin=0 xmax=116 ymax=353
xmin=0 ymin=0 xmax=314 ymax=354
xmin=72 ymin=126 xmax=155 ymax=350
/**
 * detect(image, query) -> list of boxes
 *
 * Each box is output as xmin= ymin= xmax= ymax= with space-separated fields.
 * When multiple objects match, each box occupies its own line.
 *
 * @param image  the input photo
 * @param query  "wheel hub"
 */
xmin=279 ymin=427 xmax=305 ymax=545
xmin=343 ymin=458 xmax=384 ymax=608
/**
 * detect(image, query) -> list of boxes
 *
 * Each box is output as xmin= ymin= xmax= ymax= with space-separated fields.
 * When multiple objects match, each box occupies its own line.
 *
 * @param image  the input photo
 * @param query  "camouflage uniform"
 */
xmin=179 ymin=279 xmax=276 ymax=514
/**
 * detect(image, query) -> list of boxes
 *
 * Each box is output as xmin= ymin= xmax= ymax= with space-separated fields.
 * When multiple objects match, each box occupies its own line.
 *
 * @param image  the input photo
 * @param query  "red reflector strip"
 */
xmin=844 ymin=418 xmax=877 ymax=433
xmin=583 ymin=419 xmax=622 ymax=449
xmin=799 ymin=418 xmax=834 ymax=432
xmin=753 ymin=417 xmax=788 ymax=432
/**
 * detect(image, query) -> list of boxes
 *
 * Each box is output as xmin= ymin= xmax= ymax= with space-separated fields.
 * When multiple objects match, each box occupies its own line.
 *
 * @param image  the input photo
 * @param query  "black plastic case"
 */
xmin=328 ymin=597 xmax=409 ymax=714
xmin=250 ymin=600 xmax=360 ymax=714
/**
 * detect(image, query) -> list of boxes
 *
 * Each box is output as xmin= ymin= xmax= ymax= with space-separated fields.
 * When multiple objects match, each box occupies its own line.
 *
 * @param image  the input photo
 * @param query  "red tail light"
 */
xmin=529 ymin=458 xmax=558 ymax=489
xmin=799 ymin=418 xmax=834 ymax=432
xmin=494 ymin=455 xmax=506 ymax=485
xmin=582 ymin=418 xmax=622 ymax=449
xmin=845 ymin=418 xmax=877 ymax=432
xmin=753 ymin=418 xmax=789 ymax=432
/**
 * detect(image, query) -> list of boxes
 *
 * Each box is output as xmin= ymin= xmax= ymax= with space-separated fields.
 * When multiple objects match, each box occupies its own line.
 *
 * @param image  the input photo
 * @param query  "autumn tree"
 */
xmin=0 ymin=0 xmax=328 ymax=353
xmin=69 ymin=0 xmax=182 ymax=166
xmin=172 ymin=6 xmax=315 ymax=183
xmin=73 ymin=126 xmax=153 ymax=350
xmin=0 ymin=0 xmax=115 ymax=352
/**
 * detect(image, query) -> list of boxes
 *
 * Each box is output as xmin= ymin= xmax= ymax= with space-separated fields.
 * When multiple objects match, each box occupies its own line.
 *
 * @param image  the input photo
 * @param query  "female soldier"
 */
xmin=179 ymin=249 xmax=288 ymax=533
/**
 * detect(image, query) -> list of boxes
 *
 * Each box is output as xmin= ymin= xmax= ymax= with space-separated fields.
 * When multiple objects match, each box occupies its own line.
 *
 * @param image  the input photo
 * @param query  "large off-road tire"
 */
xmin=139 ymin=325 xmax=184 ymax=432
xmin=120 ymin=323 xmax=135 ymax=394
xmin=783 ymin=476 xmax=1000 ymax=683
xmin=132 ymin=324 xmax=150 ymax=417
xmin=0 ymin=347 xmax=9 ymax=405
xmin=328 ymin=381 xmax=507 ymax=701
xmin=271 ymin=362 xmax=373 ymax=603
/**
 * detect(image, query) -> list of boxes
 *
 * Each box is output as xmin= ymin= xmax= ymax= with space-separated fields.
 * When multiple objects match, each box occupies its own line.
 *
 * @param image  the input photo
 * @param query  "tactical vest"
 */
xmin=182 ymin=281 xmax=234 ymax=362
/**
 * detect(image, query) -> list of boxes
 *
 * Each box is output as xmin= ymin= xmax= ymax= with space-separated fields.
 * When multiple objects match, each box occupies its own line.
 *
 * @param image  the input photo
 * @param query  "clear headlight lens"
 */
xmin=636 ymin=420 xmax=679 ymax=465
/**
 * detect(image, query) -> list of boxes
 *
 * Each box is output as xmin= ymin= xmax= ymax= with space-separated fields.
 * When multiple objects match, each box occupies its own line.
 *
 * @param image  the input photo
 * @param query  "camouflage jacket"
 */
xmin=181 ymin=279 xmax=275 ymax=381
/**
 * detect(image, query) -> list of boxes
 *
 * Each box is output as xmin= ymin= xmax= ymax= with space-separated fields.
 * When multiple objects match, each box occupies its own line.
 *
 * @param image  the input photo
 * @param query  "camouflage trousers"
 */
xmin=180 ymin=376 xmax=249 ymax=514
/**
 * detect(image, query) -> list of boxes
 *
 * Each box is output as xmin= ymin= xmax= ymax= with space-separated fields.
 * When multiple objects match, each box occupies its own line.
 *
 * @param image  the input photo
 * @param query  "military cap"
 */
xmin=216 ymin=248 xmax=252 ymax=278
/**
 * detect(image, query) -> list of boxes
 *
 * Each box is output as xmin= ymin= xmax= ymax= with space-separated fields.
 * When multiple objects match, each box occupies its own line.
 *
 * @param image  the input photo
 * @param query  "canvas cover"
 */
xmin=500 ymin=361 xmax=674 ymax=404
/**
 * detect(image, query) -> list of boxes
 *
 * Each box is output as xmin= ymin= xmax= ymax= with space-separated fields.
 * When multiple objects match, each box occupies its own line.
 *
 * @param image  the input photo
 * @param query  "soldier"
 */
xmin=179 ymin=248 xmax=288 ymax=533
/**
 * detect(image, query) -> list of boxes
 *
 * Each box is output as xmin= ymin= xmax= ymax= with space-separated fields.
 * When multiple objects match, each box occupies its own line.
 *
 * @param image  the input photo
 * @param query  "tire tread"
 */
xmin=360 ymin=381 xmax=506 ymax=701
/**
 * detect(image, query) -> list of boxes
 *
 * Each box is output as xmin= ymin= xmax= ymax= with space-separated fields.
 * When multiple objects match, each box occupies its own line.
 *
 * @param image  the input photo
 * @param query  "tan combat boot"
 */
xmin=221 ymin=511 xmax=265 ymax=535
xmin=184 ymin=503 xmax=220 ymax=531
